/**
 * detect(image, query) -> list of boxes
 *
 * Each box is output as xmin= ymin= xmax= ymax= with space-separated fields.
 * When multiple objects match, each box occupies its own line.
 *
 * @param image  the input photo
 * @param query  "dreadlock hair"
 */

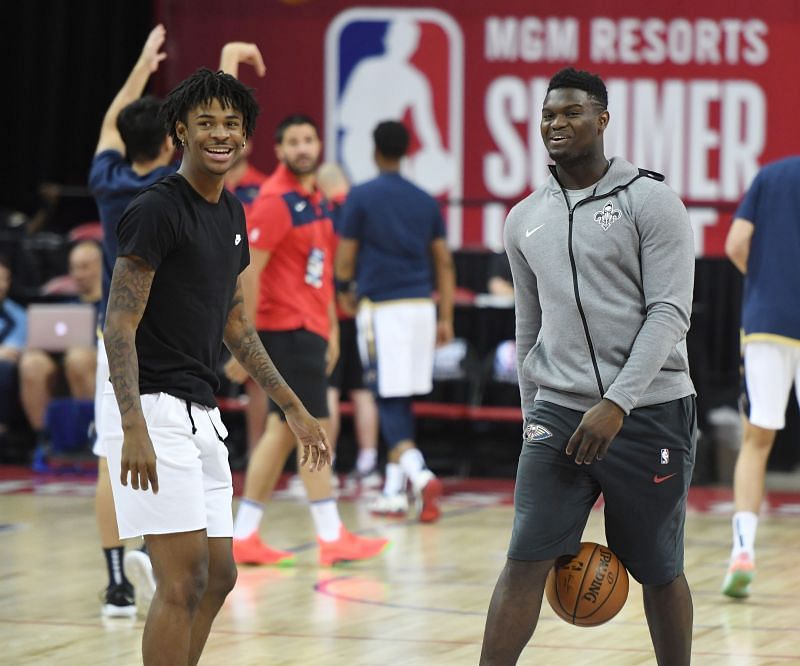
xmin=160 ymin=68 xmax=259 ymax=145
xmin=118 ymin=96 xmax=167 ymax=162
xmin=373 ymin=121 xmax=410 ymax=159
xmin=274 ymin=114 xmax=319 ymax=144
xmin=547 ymin=68 xmax=608 ymax=110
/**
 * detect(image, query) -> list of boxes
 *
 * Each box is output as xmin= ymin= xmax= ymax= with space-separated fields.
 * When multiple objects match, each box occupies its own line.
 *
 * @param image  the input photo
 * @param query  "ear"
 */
xmin=597 ymin=109 xmax=610 ymax=134
xmin=175 ymin=120 xmax=188 ymax=146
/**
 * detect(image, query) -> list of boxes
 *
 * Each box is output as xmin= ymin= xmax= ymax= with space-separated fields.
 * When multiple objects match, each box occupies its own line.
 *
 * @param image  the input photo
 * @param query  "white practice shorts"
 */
xmin=356 ymin=298 xmax=436 ymax=398
xmin=100 ymin=383 xmax=233 ymax=539
xmin=743 ymin=340 xmax=800 ymax=430
xmin=92 ymin=338 xmax=109 ymax=456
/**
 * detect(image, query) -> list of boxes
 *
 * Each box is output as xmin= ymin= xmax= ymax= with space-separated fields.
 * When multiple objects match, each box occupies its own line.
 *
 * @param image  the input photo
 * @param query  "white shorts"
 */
xmin=92 ymin=339 xmax=109 ymax=456
xmin=101 ymin=384 xmax=233 ymax=539
xmin=743 ymin=340 xmax=800 ymax=430
xmin=356 ymin=299 xmax=436 ymax=398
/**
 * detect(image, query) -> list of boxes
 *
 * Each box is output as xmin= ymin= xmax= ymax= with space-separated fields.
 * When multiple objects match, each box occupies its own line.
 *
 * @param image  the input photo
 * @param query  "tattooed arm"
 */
xmin=223 ymin=277 xmax=330 ymax=470
xmin=103 ymin=255 xmax=159 ymax=492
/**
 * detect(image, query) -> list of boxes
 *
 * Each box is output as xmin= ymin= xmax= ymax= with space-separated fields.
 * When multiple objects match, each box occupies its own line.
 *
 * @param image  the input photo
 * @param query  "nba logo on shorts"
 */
xmin=660 ymin=448 xmax=670 ymax=465
xmin=325 ymin=8 xmax=464 ymax=245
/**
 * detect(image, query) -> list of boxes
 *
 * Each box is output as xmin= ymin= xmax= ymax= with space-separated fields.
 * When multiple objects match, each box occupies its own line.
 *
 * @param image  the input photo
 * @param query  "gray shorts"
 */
xmin=508 ymin=397 xmax=696 ymax=585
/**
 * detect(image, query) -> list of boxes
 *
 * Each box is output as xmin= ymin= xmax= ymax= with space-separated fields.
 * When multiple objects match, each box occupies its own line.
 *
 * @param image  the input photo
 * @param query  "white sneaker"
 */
xmin=412 ymin=470 xmax=443 ymax=523
xmin=368 ymin=493 xmax=409 ymax=517
xmin=124 ymin=550 xmax=156 ymax=617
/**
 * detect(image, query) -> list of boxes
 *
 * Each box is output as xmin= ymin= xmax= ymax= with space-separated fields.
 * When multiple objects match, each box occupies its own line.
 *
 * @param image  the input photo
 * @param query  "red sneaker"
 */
xmin=413 ymin=470 xmax=443 ymax=523
xmin=232 ymin=533 xmax=296 ymax=566
xmin=318 ymin=527 xmax=390 ymax=566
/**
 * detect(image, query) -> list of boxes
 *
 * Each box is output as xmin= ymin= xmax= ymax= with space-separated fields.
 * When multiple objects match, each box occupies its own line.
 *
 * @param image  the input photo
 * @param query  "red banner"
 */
xmin=156 ymin=0 xmax=800 ymax=255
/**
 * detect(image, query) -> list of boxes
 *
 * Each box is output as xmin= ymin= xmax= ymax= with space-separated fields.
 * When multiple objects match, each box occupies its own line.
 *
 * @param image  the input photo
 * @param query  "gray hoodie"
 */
xmin=504 ymin=156 xmax=695 ymax=417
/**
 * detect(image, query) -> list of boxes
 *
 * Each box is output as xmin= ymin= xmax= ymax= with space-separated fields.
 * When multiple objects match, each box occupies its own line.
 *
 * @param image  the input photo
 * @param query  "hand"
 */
xmin=220 ymin=42 xmax=266 ymax=77
xmin=285 ymin=406 xmax=331 ymax=472
xmin=336 ymin=292 xmax=357 ymax=317
xmin=436 ymin=319 xmax=454 ymax=347
xmin=566 ymin=399 xmax=625 ymax=465
xmin=224 ymin=357 xmax=249 ymax=384
xmin=325 ymin=333 xmax=340 ymax=377
xmin=138 ymin=24 xmax=167 ymax=73
xmin=120 ymin=425 xmax=159 ymax=493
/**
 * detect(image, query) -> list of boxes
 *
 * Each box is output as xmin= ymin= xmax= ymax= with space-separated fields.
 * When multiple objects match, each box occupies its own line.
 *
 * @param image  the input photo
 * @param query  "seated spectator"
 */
xmin=19 ymin=241 xmax=102 ymax=441
xmin=487 ymin=250 xmax=514 ymax=297
xmin=0 ymin=255 xmax=27 ymax=443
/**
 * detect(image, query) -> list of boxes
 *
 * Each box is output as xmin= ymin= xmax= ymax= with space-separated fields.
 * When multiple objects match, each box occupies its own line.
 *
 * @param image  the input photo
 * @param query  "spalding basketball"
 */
xmin=545 ymin=542 xmax=629 ymax=627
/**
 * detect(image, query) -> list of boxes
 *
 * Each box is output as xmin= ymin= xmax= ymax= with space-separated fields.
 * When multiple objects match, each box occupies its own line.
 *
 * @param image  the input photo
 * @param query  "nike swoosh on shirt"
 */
xmin=526 ymin=224 xmax=545 ymax=237
xmin=653 ymin=473 xmax=677 ymax=484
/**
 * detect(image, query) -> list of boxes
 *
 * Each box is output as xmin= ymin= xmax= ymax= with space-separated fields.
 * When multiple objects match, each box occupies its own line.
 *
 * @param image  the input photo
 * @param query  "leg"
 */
xmin=326 ymin=386 xmax=341 ymax=452
xmin=642 ymin=573 xmax=693 ymax=666
xmin=96 ymin=457 xmax=123 ymax=548
xmin=19 ymin=349 xmax=58 ymax=430
xmin=351 ymin=388 xmax=379 ymax=469
xmin=188 ymin=537 xmax=237 ymax=666
xmin=732 ymin=419 xmax=777 ymax=514
xmin=143 ymin=530 xmax=209 ymax=666
xmin=232 ymin=413 xmax=299 ymax=565
xmin=241 ymin=413 xmax=296 ymax=503
xmin=480 ymin=558 xmax=553 ymax=665
xmin=63 ymin=346 xmax=97 ymax=399
xmin=244 ymin=380 xmax=267 ymax=453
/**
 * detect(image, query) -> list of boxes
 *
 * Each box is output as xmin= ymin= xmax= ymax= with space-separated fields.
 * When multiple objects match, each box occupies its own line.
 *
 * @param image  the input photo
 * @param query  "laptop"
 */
xmin=26 ymin=303 xmax=97 ymax=351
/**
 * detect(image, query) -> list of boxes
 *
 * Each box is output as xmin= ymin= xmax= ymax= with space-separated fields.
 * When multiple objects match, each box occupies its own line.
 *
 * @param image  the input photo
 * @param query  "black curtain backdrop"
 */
xmin=7 ymin=0 xmax=152 ymax=218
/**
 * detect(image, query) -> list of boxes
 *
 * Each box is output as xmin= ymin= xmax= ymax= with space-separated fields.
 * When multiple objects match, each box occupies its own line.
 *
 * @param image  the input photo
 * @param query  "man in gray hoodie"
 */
xmin=480 ymin=68 xmax=696 ymax=666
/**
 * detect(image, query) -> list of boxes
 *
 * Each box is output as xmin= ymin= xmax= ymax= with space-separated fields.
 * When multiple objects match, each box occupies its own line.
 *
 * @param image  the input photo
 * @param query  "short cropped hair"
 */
xmin=117 ymin=96 xmax=167 ymax=162
xmin=274 ymin=114 xmax=319 ymax=144
xmin=373 ymin=121 xmax=409 ymax=159
xmin=547 ymin=68 xmax=608 ymax=109
xmin=160 ymin=68 xmax=259 ymax=145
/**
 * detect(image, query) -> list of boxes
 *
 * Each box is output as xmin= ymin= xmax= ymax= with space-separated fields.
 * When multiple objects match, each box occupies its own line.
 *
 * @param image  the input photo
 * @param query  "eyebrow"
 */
xmin=194 ymin=112 xmax=243 ymax=120
xmin=542 ymin=103 xmax=585 ymax=111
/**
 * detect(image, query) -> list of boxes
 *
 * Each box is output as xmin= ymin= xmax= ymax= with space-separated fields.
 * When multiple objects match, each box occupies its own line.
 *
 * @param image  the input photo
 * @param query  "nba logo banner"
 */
xmin=325 ymin=8 xmax=464 ymax=246
xmin=661 ymin=448 xmax=670 ymax=465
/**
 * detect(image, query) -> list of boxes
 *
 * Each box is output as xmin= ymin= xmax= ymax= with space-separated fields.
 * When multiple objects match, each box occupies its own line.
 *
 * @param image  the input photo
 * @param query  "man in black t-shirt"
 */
xmin=101 ymin=68 xmax=330 ymax=666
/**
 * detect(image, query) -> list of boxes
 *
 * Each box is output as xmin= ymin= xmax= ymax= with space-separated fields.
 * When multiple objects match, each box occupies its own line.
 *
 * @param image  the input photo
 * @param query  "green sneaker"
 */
xmin=722 ymin=554 xmax=755 ymax=598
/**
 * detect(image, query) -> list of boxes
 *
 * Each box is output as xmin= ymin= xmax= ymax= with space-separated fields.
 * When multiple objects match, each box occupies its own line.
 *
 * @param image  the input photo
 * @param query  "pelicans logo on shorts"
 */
xmin=324 ymin=7 xmax=464 ymax=242
xmin=525 ymin=423 xmax=552 ymax=442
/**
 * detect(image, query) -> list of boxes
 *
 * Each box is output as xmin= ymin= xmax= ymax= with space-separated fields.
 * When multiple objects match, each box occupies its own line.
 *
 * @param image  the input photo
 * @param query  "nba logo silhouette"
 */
xmin=325 ymin=8 xmax=464 ymax=245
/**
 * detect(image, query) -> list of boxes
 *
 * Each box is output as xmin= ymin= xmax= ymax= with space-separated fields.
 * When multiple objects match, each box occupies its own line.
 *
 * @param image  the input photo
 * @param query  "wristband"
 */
xmin=335 ymin=278 xmax=356 ymax=294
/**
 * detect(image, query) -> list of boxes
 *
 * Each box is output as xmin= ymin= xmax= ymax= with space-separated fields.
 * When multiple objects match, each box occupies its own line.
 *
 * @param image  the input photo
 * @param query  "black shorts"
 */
xmin=328 ymin=318 xmax=366 ymax=394
xmin=259 ymin=329 xmax=329 ymax=420
xmin=508 ymin=397 xmax=697 ymax=585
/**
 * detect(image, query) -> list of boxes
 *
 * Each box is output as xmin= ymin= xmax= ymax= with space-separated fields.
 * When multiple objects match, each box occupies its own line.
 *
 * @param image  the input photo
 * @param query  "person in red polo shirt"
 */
xmin=227 ymin=115 xmax=389 ymax=566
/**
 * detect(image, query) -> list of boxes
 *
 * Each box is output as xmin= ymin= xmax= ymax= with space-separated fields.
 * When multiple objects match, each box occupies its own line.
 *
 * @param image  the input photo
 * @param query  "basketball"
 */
xmin=545 ymin=542 xmax=629 ymax=627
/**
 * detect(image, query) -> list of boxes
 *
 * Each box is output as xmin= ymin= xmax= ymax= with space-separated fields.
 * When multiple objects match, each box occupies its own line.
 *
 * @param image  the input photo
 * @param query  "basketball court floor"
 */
xmin=1 ymin=467 xmax=799 ymax=665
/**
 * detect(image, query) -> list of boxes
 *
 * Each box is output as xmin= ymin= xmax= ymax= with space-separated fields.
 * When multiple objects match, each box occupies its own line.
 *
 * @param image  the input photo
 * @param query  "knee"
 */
xmin=64 ymin=347 xmax=97 ymax=378
xmin=208 ymin=561 xmax=238 ymax=600
xmin=159 ymin=567 xmax=209 ymax=614
xmin=19 ymin=350 xmax=54 ymax=382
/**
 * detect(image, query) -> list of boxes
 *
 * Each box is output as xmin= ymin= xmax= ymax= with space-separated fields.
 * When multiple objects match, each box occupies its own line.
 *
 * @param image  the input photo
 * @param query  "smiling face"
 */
xmin=540 ymin=88 xmax=608 ymax=166
xmin=275 ymin=123 xmax=321 ymax=176
xmin=176 ymin=98 xmax=245 ymax=176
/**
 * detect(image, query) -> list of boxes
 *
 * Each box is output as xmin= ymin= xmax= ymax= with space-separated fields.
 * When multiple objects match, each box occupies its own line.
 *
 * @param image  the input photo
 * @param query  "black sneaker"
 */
xmin=101 ymin=581 xmax=136 ymax=618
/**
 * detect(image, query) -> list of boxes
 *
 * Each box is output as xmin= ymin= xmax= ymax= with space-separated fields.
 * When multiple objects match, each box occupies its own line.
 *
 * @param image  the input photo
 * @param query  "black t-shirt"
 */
xmin=487 ymin=251 xmax=513 ymax=284
xmin=116 ymin=174 xmax=250 ymax=406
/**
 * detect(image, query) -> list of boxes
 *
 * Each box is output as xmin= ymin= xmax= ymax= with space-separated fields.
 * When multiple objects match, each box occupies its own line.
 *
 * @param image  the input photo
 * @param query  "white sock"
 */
xmin=356 ymin=448 xmax=378 ymax=475
xmin=233 ymin=499 xmax=264 ymax=540
xmin=731 ymin=511 xmax=758 ymax=559
xmin=399 ymin=448 xmax=426 ymax=487
xmin=383 ymin=462 xmax=406 ymax=495
xmin=310 ymin=498 xmax=343 ymax=542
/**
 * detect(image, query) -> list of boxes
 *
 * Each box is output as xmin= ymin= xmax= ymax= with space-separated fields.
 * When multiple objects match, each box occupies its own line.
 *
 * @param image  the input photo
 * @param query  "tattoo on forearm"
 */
xmin=224 ymin=282 xmax=289 ymax=400
xmin=104 ymin=256 xmax=154 ymax=421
